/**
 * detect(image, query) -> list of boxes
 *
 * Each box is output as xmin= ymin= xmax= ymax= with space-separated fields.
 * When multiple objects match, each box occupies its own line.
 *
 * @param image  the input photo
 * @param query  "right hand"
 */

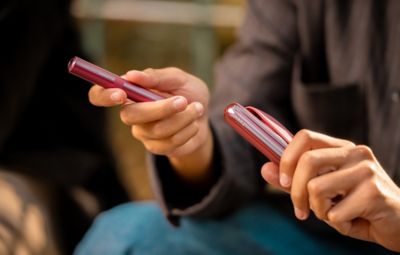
xmin=261 ymin=130 xmax=400 ymax=251
xmin=89 ymin=67 xmax=210 ymax=157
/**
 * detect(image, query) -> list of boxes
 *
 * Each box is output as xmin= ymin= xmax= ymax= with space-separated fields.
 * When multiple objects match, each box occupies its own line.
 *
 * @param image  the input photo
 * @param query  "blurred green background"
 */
xmin=72 ymin=0 xmax=245 ymax=200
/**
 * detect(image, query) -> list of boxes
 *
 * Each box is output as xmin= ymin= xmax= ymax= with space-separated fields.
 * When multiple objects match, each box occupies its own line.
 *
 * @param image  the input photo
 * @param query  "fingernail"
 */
xmin=280 ymin=173 xmax=291 ymax=187
xmin=294 ymin=207 xmax=307 ymax=220
xmin=111 ymin=92 xmax=123 ymax=102
xmin=194 ymin=102 xmax=204 ymax=116
xmin=173 ymin=97 xmax=187 ymax=110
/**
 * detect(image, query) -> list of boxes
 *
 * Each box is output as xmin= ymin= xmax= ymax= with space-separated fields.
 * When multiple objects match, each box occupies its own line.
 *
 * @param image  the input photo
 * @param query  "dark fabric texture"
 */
xmin=148 ymin=0 xmax=400 ymax=252
xmin=0 ymin=0 xmax=129 ymax=252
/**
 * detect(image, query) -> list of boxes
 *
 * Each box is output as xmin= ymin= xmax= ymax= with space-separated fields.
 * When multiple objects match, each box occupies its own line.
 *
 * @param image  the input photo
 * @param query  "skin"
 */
xmin=88 ymin=68 xmax=214 ymax=185
xmin=261 ymin=130 xmax=400 ymax=252
xmin=88 ymin=68 xmax=400 ymax=252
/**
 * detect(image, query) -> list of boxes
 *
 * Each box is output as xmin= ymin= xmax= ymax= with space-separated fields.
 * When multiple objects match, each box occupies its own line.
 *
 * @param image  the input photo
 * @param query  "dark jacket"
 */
xmin=151 ymin=0 xmax=400 ymax=253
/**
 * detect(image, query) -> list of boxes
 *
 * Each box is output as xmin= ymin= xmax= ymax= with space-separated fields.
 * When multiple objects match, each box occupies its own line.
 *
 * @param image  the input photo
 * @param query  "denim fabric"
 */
xmin=74 ymin=201 xmax=392 ymax=255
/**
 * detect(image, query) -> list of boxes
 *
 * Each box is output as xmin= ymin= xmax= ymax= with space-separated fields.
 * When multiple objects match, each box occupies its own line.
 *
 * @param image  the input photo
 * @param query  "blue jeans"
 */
xmin=75 ymin=201 xmax=394 ymax=255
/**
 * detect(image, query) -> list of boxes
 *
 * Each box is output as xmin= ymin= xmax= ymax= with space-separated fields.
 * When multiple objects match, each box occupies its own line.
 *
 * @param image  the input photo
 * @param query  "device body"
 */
xmin=224 ymin=102 xmax=293 ymax=164
xmin=68 ymin=56 xmax=164 ymax=102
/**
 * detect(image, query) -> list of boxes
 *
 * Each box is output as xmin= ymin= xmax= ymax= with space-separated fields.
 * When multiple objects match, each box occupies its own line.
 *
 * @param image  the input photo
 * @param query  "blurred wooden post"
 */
xmin=73 ymin=0 xmax=106 ymax=65
xmin=72 ymin=0 xmax=243 ymax=70
xmin=191 ymin=0 xmax=217 ymax=87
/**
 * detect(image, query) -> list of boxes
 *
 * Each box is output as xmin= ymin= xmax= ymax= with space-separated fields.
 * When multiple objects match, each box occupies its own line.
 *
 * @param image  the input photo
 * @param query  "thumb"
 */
xmin=261 ymin=162 xmax=290 ymax=193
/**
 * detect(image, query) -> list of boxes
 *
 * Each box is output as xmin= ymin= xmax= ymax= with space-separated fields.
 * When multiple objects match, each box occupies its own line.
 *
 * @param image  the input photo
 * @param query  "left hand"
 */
xmin=261 ymin=129 xmax=400 ymax=252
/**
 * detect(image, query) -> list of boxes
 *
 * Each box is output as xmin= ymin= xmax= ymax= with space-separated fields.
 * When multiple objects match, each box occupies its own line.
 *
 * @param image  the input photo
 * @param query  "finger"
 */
xmin=132 ymin=102 xmax=204 ymax=140
xmin=142 ymin=122 xmax=200 ymax=155
xmin=290 ymin=146 xmax=353 ymax=220
xmin=123 ymin=70 xmax=159 ymax=90
xmin=327 ymin=189 xmax=370 ymax=240
xmin=308 ymin=157 xmax=378 ymax=224
xmin=261 ymin=163 xmax=290 ymax=193
xmin=309 ymin=189 xmax=334 ymax=221
xmin=168 ymin=132 xmax=205 ymax=157
xmin=326 ymin=162 xmax=377 ymax=223
xmin=120 ymin=96 xmax=191 ymax=125
xmin=307 ymin=163 xmax=362 ymax=221
xmin=279 ymin=130 xmax=355 ymax=189
xmin=88 ymin=85 xmax=128 ymax=106
xmin=126 ymin=67 xmax=188 ymax=92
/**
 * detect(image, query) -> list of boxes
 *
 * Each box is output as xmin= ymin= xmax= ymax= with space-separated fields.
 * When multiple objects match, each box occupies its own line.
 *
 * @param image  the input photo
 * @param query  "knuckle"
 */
xmin=327 ymin=211 xmax=342 ymax=225
xmin=296 ymin=129 xmax=313 ymax=142
xmin=166 ymin=67 xmax=183 ymax=75
xmin=344 ymin=140 xmax=356 ymax=147
xmin=307 ymin=179 xmax=322 ymax=196
xmin=166 ymin=67 xmax=188 ymax=83
xmin=358 ymin=160 xmax=377 ymax=177
xmin=353 ymin=145 xmax=374 ymax=160
xmin=143 ymin=67 xmax=155 ymax=74
xmin=360 ymin=178 xmax=380 ymax=201
xmin=300 ymin=151 xmax=317 ymax=166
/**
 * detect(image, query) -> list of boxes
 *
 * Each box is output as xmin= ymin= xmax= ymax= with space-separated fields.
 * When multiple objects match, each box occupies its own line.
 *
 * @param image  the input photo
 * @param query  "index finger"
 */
xmin=279 ymin=130 xmax=354 ymax=188
xmin=125 ymin=67 xmax=189 ymax=93
xmin=119 ymin=96 xmax=192 ymax=125
xmin=290 ymin=146 xmax=352 ymax=220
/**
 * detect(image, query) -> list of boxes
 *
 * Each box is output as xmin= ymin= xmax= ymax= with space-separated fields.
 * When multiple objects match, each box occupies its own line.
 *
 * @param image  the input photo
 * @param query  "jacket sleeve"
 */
xmin=149 ymin=0 xmax=300 ymax=222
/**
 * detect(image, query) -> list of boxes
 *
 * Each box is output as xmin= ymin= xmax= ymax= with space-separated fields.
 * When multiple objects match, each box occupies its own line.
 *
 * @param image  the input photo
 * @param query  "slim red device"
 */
xmin=224 ymin=102 xmax=293 ymax=164
xmin=68 ymin=56 xmax=164 ymax=102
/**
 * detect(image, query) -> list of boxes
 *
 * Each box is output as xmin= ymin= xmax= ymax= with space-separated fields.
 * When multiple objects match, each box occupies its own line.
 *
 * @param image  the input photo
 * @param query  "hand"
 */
xmin=88 ymin=67 xmax=214 ymax=183
xmin=261 ymin=129 xmax=400 ymax=251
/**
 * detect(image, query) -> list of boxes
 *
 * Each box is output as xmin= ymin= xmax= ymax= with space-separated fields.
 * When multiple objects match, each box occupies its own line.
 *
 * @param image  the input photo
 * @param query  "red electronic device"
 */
xmin=224 ymin=102 xmax=293 ymax=164
xmin=68 ymin=56 xmax=164 ymax=102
